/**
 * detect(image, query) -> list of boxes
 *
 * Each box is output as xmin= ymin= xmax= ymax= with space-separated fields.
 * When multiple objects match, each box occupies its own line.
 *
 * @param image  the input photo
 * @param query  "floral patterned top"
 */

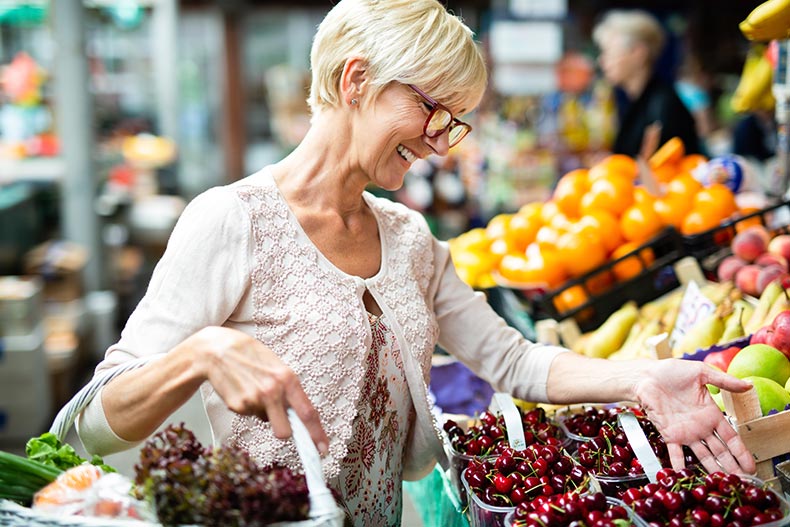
xmin=330 ymin=313 xmax=413 ymax=526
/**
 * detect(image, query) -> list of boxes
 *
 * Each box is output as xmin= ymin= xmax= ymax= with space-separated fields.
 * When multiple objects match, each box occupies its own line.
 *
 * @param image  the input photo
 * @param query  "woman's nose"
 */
xmin=425 ymin=129 xmax=451 ymax=156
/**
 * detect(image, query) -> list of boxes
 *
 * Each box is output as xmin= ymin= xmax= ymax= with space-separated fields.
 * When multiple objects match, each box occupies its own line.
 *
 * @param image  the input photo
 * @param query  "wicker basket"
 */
xmin=0 ymin=356 xmax=345 ymax=527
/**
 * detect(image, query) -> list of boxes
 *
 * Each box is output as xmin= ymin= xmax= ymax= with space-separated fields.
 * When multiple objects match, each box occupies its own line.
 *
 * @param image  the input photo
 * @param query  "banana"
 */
xmin=731 ymin=45 xmax=775 ymax=114
xmin=740 ymin=0 xmax=790 ymax=41
xmin=583 ymin=302 xmax=639 ymax=359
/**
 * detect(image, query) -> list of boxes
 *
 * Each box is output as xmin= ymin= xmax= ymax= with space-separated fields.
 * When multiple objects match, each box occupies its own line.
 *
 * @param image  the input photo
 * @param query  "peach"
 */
xmin=731 ymin=227 xmax=769 ymax=262
xmin=755 ymin=252 xmax=789 ymax=271
xmin=735 ymin=264 xmax=762 ymax=297
xmin=717 ymin=255 xmax=748 ymax=282
xmin=768 ymin=234 xmax=790 ymax=264
xmin=756 ymin=264 xmax=789 ymax=296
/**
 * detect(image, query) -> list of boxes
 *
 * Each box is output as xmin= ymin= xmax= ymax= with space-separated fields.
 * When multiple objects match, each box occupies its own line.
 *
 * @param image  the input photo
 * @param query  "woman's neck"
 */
xmin=621 ymin=68 xmax=651 ymax=101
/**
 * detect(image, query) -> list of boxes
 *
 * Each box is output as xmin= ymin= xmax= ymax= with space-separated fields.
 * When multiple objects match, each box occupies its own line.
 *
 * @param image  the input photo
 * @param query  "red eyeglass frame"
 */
xmin=407 ymin=84 xmax=472 ymax=147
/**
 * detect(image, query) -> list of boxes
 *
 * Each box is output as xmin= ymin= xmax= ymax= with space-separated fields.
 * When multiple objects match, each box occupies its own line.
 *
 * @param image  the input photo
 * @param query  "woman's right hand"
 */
xmin=187 ymin=326 xmax=329 ymax=455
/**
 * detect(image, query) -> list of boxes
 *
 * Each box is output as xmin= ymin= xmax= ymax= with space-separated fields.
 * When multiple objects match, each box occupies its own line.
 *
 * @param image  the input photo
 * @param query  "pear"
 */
xmin=718 ymin=303 xmax=746 ymax=344
xmin=673 ymin=311 xmax=726 ymax=357
xmin=744 ymin=280 xmax=783 ymax=334
xmin=762 ymin=287 xmax=790 ymax=329
xmin=584 ymin=302 xmax=639 ymax=359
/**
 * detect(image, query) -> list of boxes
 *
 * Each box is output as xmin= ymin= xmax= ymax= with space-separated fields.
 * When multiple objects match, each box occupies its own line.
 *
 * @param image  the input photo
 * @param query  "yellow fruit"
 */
xmin=740 ymin=0 xmax=790 ymax=41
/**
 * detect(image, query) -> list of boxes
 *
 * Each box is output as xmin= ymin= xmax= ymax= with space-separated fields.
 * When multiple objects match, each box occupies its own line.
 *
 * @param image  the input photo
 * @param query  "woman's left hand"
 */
xmin=633 ymin=359 xmax=756 ymax=475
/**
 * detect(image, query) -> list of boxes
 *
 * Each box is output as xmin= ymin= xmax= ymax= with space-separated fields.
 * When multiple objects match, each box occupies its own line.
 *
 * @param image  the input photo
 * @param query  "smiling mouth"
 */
xmin=397 ymin=144 xmax=417 ymax=163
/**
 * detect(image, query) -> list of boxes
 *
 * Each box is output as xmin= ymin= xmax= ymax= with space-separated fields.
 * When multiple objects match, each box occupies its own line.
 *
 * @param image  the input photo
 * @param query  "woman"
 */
xmin=593 ymin=9 xmax=701 ymax=158
xmin=77 ymin=0 xmax=754 ymax=524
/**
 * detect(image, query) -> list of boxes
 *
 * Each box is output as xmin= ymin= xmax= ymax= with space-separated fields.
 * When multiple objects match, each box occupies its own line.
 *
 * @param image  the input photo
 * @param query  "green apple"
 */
xmin=710 ymin=391 xmax=725 ymax=412
xmin=727 ymin=343 xmax=790 ymax=386
xmin=743 ymin=376 xmax=790 ymax=415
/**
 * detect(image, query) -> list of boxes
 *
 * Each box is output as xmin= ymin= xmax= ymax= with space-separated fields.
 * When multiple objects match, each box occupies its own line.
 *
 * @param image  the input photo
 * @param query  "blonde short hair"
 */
xmin=592 ymin=10 xmax=666 ymax=65
xmin=308 ymin=0 xmax=487 ymax=115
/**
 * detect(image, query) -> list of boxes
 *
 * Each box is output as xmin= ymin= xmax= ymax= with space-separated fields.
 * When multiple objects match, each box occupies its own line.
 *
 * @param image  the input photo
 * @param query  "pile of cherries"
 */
xmin=462 ymin=443 xmax=589 ymax=508
xmin=444 ymin=407 xmax=565 ymax=457
xmin=562 ymin=405 xmax=698 ymax=496
xmin=559 ymin=404 xmax=642 ymax=441
xmin=622 ymin=467 xmax=787 ymax=527
xmin=510 ymin=490 xmax=631 ymax=527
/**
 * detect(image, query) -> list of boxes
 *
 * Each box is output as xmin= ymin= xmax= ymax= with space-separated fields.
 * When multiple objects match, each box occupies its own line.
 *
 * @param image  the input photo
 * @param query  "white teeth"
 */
xmin=397 ymin=144 xmax=417 ymax=163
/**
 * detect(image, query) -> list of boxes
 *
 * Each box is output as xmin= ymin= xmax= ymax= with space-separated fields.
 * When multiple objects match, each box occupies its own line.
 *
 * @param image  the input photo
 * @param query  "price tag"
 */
xmin=668 ymin=281 xmax=716 ymax=349
xmin=490 ymin=393 xmax=526 ymax=450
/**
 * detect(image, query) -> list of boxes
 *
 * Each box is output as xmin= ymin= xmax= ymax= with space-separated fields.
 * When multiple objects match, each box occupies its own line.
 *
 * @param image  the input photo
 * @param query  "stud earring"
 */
xmin=350 ymin=98 xmax=358 ymax=106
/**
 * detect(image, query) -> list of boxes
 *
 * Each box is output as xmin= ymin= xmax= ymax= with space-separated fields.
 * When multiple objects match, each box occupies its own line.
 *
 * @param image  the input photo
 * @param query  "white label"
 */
xmin=668 ymin=281 xmax=716 ymax=349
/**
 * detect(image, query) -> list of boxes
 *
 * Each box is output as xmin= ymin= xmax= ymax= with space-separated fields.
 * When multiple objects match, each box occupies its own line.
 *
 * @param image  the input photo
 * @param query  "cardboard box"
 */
xmin=0 ymin=275 xmax=42 ymax=336
xmin=23 ymin=240 xmax=88 ymax=302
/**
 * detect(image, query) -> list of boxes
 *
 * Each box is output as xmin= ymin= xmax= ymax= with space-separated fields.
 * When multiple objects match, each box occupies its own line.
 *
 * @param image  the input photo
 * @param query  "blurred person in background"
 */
xmin=593 ymin=9 xmax=701 ymax=158
xmin=75 ymin=0 xmax=754 ymax=524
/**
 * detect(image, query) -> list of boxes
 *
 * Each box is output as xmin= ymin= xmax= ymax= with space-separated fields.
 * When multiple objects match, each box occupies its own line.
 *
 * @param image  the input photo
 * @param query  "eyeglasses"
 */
xmin=407 ymin=84 xmax=472 ymax=148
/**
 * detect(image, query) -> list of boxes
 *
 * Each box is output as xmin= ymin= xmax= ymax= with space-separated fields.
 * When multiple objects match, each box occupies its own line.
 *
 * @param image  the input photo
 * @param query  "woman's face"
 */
xmin=356 ymin=82 xmax=470 ymax=191
xmin=597 ymin=34 xmax=642 ymax=87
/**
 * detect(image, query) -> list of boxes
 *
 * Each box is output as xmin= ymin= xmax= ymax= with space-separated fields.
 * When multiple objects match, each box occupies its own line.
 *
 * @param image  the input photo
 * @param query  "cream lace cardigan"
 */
xmin=77 ymin=168 xmax=567 ymax=481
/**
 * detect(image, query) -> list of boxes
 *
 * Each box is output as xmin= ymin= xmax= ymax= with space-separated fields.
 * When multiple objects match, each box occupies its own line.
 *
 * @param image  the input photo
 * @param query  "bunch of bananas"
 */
xmin=740 ymin=0 xmax=790 ymax=41
xmin=731 ymin=44 xmax=775 ymax=114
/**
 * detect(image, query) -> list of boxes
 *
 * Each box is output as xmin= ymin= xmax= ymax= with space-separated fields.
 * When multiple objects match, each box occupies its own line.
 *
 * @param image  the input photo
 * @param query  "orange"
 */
xmin=648 ymin=136 xmax=685 ymax=170
xmin=553 ymin=284 xmax=588 ymax=314
xmin=499 ymin=244 xmax=568 ymax=288
xmin=654 ymin=194 xmax=692 ymax=229
xmin=585 ymin=270 xmax=614 ymax=294
xmin=633 ymin=186 xmax=657 ymax=208
xmin=666 ymin=172 xmax=703 ymax=201
xmin=680 ymin=208 xmax=722 ymax=236
xmin=518 ymin=202 xmax=544 ymax=224
xmin=485 ymin=213 xmax=512 ymax=241
xmin=539 ymin=200 xmax=561 ymax=224
xmin=651 ymin=164 xmax=678 ymax=184
xmin=535 ymin=225 xmax=561 ymax=249
xmin=611 ymin=242 xmax=655 ymax=282
xmin=620 ymin=203 xmax=663 ymax=244
xmin=556 ymin=231 xmax=608 ymax=277
xmin=577 ymin=210 xmax=623 ymax=253
xmin=506 ymin=212 xmax=540 ymax=252
xmin=692 ymin=183 xmax=737 ymax=223
xmin=733 ymin=206 xmax=764 ymax=233
xmin=679 ymin=153 xmax=708 ymax=173
xmin=579 ymin=175 xmax=634 ymax=217
xmin=552 ymin=169 xmax=589 ymax=218
xmin=488 ymin=237 xmax=516 ymax=264
xmin=588 ymin=154 xmax=639 ymax=182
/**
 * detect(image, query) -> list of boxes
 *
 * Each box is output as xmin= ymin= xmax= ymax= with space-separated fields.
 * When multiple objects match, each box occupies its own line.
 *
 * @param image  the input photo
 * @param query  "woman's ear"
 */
xmin=340 ymin=57 xmax=368 ymax=106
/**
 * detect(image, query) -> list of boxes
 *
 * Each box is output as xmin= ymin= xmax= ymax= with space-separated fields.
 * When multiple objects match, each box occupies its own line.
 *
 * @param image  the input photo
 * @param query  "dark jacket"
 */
xmin=613 ymin=75 xmax=701 ymax=157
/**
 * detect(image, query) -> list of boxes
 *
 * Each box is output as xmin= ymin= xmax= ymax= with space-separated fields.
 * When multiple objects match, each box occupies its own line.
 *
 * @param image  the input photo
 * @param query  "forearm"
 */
xmin=545 ymin=352 xmax=652 ymax=404
xmin=100 ymin=342 xmax=206 ymax=442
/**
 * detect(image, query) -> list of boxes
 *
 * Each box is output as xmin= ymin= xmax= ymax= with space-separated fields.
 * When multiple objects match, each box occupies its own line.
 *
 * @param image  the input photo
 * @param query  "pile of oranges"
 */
xmin=449 ymin=138 xmax=746 ymax=314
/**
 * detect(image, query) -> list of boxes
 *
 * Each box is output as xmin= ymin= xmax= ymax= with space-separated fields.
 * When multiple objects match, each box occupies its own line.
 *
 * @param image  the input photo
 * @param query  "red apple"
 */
xmin=756 ymin=265 xmax=789 ymax=296
xmin=768 ymin=310 xmax=790 ymax=359
xmin=755 ymin=252 xmax=789 ymax=270
xmin=768 ymin=234 xmax=790 ymax=264
xmin=703 ymin=345 xmax=742 ymax=371
xmin=717 ymin=255 xmax=747 ymax=282
xmin=732 ymin=227 xmax=769 ymax=262
xmin=735 ymin=264 xmax=761 ymax=297
xmin=751 ymin=325 xmax=775 ymax=345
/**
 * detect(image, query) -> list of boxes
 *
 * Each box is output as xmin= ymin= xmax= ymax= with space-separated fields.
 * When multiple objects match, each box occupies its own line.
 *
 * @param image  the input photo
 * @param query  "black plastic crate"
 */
xmin=496 ymin=227 xmax=686 ymax=333
xmin=681 ymin=200 xmax=790 ymax=270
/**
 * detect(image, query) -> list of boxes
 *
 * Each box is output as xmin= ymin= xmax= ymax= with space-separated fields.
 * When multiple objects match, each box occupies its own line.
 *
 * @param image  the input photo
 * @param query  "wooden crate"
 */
xmin=721 ymin=388 xmax=790 ymax=489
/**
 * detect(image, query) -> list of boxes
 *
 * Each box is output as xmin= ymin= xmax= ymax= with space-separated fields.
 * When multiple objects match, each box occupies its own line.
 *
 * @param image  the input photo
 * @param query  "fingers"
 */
xmin=713 ymin=420 xmax=756 ymax=475
xmin=286 ymin=387 xmax=329 ymax=455
xmin=703 ymin=367 xmax=753 ymax=393
xmin=666 ymin=442 xmax=686 ymax=471
xmin=685 ymin=422 xmax=756 ymax=475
